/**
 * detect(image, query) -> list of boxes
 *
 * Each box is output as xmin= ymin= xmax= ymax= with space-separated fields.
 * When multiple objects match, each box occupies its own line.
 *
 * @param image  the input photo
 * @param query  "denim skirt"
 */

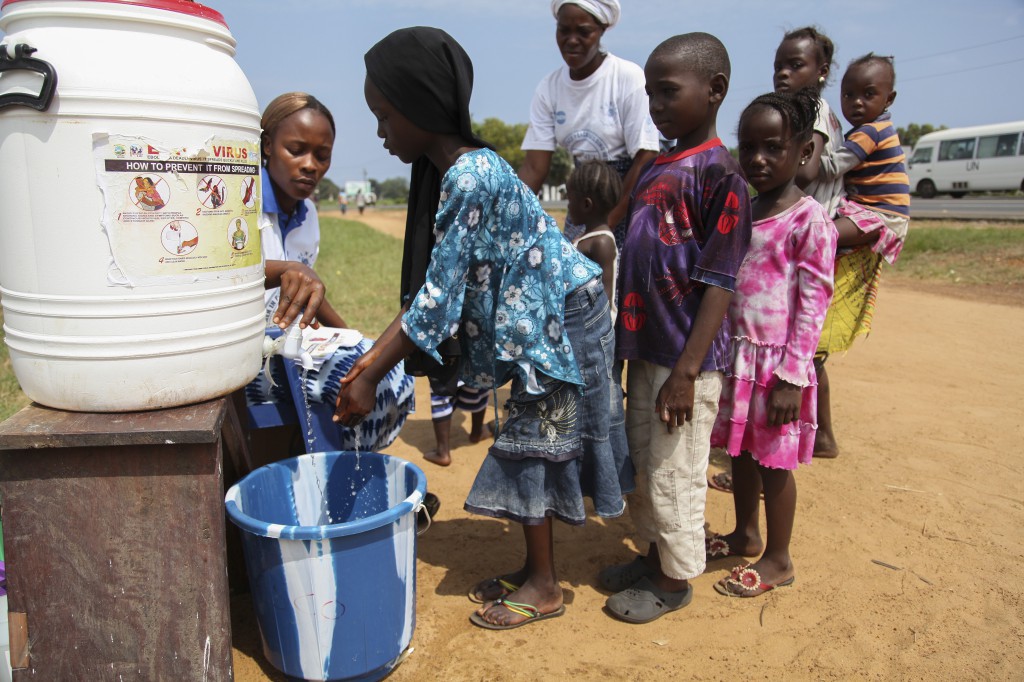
xmin=464 ymin=278 xmax=634 ymax=525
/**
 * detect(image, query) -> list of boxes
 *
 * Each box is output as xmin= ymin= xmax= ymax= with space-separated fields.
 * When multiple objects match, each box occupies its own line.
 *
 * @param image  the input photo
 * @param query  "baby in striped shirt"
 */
xmin=831 ymin=53 xmax=909 ymax=265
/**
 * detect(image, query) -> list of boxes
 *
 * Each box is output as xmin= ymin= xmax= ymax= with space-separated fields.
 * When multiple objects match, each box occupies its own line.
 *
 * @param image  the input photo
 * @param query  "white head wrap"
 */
xmin=550 ymin=0 xmax=621 ymax=28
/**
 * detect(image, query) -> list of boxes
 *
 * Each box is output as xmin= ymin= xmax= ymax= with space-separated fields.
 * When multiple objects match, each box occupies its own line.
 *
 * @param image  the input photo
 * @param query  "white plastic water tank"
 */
xmin=0 ymin=0 xmax=266 ymax=412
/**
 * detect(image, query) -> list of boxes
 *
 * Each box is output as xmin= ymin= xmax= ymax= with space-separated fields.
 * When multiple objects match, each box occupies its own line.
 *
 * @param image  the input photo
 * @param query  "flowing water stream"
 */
xmin=299 ymin=364 xmax=334 ymax=525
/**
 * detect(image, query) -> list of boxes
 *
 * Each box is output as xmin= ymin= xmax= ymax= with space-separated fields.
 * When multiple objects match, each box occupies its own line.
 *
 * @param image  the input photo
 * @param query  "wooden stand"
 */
xmin=0 ymin=399 xmax=234 ymax=681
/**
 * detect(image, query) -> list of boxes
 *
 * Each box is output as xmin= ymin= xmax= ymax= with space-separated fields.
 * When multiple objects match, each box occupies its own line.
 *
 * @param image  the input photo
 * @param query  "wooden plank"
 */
xmin=8 ymin=612 xmax=28 ymax=670
xmin=0 ymin=399 xmax=227 ymax=450
xmin=221 ymin=391 xmax=255 ymax=477
xmin=0 ymin=403 xmax=233 ymax=681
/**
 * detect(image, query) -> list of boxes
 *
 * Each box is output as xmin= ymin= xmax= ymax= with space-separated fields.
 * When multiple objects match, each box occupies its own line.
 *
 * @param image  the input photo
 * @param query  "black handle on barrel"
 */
xmin=0 ymin=43 xmax=57 ymax=112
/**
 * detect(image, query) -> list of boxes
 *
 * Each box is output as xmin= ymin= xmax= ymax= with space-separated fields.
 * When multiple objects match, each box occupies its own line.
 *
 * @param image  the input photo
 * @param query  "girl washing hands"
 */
xmin=337 ymin=27 xmax=632 ymax=630
xmin=706 ymin=89 xmax=837 ymax=597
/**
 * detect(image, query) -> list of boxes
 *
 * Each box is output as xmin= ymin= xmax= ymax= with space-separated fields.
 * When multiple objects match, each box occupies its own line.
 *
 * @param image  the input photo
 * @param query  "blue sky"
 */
xmin=29 ymin=1 xmax=1024 ymax=187
xmin=215 ymin=0 xmax=1023 ymax=187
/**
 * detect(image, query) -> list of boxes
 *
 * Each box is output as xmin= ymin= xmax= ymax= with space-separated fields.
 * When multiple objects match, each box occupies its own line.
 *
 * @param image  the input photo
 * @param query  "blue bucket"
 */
xmin=225 ymin=452 xmax=427 ymax=681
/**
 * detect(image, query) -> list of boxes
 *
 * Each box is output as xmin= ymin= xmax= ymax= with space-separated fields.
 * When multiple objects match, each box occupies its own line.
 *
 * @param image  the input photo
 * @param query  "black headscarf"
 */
xmin=364 ymin=27 xmax=491 ymax=307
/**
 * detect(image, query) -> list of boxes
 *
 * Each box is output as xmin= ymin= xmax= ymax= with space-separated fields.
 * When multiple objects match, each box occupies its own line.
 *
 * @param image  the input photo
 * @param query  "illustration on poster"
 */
xmin=162 ymin=220 xmax=200 ymax=256
xmin=97 ymin=134 xmax=262 ymax=284
xmin=241 ymin=176 xmax=256 ymax=208
xmin=230 ymin=217 xmax=248 ymax=250
xmin=132 ymin=175 xmax=167 ymax=211
xmin=198 ymin=175 xmax=226 ymax=209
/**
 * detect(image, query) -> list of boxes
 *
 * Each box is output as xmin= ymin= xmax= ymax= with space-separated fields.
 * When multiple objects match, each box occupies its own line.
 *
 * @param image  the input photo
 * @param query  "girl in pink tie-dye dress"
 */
xmin=708 ymin=89 xmax=837 ymax=598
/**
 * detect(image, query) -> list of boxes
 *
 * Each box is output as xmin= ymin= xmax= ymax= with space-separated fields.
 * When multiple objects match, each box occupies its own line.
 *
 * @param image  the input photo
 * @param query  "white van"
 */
xmin=907 ymin=120 xmax=1024 ymax=198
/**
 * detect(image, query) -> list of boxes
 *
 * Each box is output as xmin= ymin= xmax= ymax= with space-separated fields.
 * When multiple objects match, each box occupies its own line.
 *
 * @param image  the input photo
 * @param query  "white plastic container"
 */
xmin=0 ymin=0 xmax=265 ymax=411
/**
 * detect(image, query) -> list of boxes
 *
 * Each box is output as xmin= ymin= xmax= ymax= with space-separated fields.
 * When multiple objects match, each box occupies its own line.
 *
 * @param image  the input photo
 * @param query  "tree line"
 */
xmin=318 ymin=117 xmax=572 ymax=204
xmin=316 ymin=119 xmax=945 ymax=203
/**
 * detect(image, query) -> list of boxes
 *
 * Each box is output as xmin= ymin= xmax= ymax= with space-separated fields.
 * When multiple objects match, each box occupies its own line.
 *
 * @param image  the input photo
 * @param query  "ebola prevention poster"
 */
xmin=94 ymin=134 xmax=262 ymax=286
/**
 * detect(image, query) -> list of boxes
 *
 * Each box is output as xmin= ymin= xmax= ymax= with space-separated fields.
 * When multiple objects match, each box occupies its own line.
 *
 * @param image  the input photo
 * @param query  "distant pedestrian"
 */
xmin=339 ymin=193 xmax=348 ymax=215
xmin=355 ymin=189 xmax=366 ymax=214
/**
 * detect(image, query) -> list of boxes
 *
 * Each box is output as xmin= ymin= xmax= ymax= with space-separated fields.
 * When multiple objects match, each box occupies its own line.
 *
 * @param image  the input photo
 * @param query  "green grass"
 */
xmin=893 ymin=221 xmax=1024 ymax=285
xmin=315 ymin=217 xmax=404 ymax=336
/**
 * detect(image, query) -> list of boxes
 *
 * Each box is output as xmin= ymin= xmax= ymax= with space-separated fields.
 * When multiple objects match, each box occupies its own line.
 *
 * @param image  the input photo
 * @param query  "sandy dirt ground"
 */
xmin=232 ymin=209 xmax=1023 ymax=680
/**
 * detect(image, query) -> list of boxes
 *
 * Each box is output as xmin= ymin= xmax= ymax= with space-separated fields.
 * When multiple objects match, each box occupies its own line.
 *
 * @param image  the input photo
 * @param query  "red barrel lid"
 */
xmin=0 ymin=0 xmax=227 ymax=28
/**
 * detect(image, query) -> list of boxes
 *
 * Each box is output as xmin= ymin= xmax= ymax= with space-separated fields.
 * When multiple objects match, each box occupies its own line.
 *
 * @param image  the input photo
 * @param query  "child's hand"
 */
xmin=767 ymin=379 xmax=802 ymax=426
xmin=655 ymin=369 xmax=696 ymax=432
xmin=334 ymin=350 xmax=380 ymax=427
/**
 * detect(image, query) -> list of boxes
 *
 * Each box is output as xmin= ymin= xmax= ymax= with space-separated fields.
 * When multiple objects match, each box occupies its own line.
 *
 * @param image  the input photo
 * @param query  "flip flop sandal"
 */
xmin=707 ymin=471 xmax=735 ymax=493
xmin=705 ymin=534 xmax=740 ymax=561
xmin=713 ymin=565 xmax=796 ymax=598
xmin=416 ymin=492 xmax=441 ymax=534
xmin=467 ymin=576 xmax=521 ymax=604
xmin=468 ymin=598 xmax=566 ymax=630
xmin=605 ymin=577 xmax=693 ymax=624
xmin=707 ymin=472 xmax=764 ymax=498
xmin=598 ymin=556 xmax=656 ymax=592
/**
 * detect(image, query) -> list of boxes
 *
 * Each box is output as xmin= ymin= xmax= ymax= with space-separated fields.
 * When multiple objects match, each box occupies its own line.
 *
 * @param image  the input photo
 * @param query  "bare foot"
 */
xmin=474 ymin=580 xmax=562 ymax=627
xmin=706 ymin=531 xmax=764 ymax=561
xmin=423 ymin=449 xmax=452 ymax=467
xmin=813 ymin=431 xmax=840 ymax=458
xmin=469 ymin=421 xmax=495 ymax=444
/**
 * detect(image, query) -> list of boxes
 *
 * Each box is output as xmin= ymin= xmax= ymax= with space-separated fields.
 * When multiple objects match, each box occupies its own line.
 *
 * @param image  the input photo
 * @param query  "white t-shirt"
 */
xmin=521 ymin=53 xmax=659 ymax=162
xmin=807 ymin=97 xmax=846 ymax=218
xmin=260 ymin=198 xmax=320 ymax=323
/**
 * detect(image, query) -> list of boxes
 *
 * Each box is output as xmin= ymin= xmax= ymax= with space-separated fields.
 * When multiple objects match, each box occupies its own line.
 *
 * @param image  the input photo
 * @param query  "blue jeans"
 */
xmin=465 ymin=279 xmax=634 ymax=524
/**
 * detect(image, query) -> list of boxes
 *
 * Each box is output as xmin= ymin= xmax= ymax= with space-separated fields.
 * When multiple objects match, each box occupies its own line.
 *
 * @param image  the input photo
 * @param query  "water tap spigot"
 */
xmin=263 ymin=322 xmax=315 ymax=372
xmin=282 ymin=322 xmax=304 ymax=358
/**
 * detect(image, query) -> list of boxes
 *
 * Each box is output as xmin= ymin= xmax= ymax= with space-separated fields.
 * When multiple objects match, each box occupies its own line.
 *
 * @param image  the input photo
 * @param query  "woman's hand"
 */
xmin=767 ymin=379 xmax=802 ymax=426
xmin=270 ymin=261 xmax=327 ymax=329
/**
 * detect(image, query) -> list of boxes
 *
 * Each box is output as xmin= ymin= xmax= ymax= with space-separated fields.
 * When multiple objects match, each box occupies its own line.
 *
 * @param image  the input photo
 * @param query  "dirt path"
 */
xmin=232 ymin=211 xmax=1023 ymax=680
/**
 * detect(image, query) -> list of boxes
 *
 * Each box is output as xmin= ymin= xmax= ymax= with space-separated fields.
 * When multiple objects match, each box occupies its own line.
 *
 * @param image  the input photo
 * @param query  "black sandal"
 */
xmin=417 ymin=491 xmax=440 ymax=533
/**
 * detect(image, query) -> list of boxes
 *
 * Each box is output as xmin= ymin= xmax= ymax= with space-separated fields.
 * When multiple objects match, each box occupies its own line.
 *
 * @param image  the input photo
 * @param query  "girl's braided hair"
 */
xmin=566 ymin=159 xmax=624 ymax=217
xmin=741 ymin=88 xmax=821 ymax=143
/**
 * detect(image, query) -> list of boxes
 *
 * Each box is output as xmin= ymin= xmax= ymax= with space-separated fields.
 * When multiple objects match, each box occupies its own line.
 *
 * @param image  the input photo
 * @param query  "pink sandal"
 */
xmin=714 ymin=564 xmax=795 ymax=598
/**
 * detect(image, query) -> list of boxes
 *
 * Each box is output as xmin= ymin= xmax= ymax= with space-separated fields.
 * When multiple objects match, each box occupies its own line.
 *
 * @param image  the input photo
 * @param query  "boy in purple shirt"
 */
xmin=601 ymin=32 xmax=752 ymax=623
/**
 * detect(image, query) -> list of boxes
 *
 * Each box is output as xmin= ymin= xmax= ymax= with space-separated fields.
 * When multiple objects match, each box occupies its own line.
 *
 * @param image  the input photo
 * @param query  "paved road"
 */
xmin=389 ymin=197 xmax=1024 ymax=222
xmin=910 ymin=196 xmax=1024 ymax=221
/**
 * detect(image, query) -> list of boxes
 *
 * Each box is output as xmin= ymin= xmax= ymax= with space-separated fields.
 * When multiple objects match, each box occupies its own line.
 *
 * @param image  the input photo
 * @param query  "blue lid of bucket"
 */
xmin=0 ymin=0 xmax=228 ymax=28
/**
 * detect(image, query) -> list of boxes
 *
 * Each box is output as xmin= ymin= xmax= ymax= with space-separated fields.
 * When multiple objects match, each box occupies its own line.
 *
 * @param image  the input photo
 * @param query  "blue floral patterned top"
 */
xmin=401 ymin=148 xmax=601 ymax=390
